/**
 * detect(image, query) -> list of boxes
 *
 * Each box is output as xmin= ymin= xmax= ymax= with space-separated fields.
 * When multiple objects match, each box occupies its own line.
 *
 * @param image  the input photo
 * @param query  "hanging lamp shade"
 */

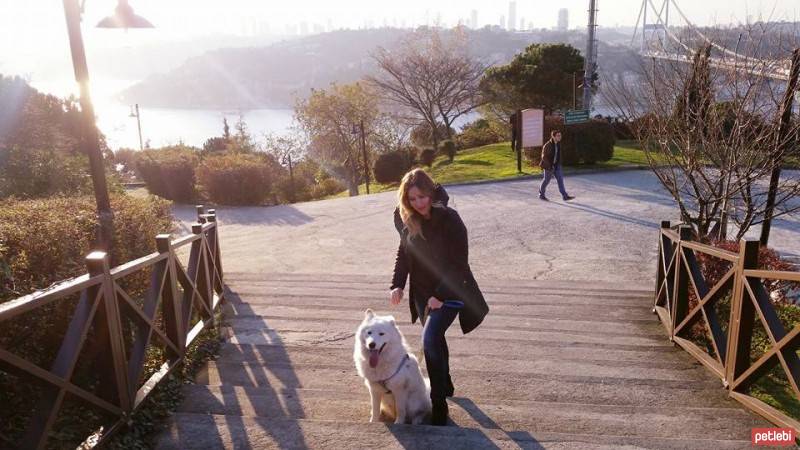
xmin=96 ymin=0 xmax=154 ymax=29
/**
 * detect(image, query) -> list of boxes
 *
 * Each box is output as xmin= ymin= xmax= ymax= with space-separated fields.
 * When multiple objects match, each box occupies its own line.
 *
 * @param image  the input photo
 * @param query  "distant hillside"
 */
xmin=120 ymin=27 xmax=639 ymax=109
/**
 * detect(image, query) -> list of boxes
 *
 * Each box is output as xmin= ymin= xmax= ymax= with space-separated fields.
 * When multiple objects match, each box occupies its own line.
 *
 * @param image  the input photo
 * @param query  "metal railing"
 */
xmin=654 ymin=221 xmax=800 ymax=432
xmin=0 ymin=206 xmax=224 ymax=449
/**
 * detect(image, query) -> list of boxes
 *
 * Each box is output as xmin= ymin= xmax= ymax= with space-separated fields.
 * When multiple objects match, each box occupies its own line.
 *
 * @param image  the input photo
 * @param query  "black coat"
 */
xmin=391 ymin=205 xmax=489 ymax=334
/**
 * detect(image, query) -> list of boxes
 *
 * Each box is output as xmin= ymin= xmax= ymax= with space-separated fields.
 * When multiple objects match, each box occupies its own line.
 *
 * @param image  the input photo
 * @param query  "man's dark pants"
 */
xmin=540 ymin=165 xmax=569 ymax=199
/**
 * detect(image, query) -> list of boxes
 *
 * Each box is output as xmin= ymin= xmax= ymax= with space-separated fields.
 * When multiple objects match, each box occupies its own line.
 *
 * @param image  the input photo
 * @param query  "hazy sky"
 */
xmin=1 ymin=0 xmax=798 ymax=85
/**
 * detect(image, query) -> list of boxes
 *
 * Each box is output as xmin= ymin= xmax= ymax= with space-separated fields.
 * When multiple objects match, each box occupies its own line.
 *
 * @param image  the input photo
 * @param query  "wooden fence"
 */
xmin=0 ymin=206 xmax=224 ymax=448
xmin=654 ymin=221 xmax=800 ymax=432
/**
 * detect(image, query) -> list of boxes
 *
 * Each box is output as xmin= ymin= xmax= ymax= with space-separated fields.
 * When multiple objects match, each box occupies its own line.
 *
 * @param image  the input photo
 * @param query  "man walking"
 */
xmin=539 ymin=130 xmax=575 ymax=201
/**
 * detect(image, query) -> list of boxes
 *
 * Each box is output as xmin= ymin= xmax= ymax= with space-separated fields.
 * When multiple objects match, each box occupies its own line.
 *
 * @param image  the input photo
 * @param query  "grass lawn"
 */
xmin=332 ymin=140 xmax=649 ymax=197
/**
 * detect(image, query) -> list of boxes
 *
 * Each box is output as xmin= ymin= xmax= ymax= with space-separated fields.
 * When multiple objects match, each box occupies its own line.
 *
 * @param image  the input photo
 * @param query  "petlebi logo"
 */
xmin=751 ymin=428 xmax=795 ymax=446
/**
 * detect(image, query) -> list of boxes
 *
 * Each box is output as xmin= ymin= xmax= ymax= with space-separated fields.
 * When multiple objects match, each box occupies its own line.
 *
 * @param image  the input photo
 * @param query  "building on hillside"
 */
xmin=558 ymin=8 xmax=569 ymax=31
xmin=508 ymin=1 xmax=517 ymax=31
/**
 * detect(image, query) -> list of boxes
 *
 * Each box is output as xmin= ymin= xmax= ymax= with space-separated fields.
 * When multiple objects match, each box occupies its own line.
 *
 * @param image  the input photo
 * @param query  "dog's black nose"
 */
xmin=368 ymin=342 xmax=376 ymax=349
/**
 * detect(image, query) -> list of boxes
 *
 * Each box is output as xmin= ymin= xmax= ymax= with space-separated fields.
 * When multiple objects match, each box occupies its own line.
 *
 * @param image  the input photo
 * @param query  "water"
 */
xmin=29 ymin=78 xmax=298 ymax=150
xmin=29 ymin=78 xmax=478 ymax=151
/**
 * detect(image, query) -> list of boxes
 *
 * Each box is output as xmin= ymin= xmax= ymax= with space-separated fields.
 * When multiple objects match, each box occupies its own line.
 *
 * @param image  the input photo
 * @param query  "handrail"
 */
xmin=0 ymin=205 xmax=225 ymax=449
xmin=653 ymin=221 xmax=800 ymax=434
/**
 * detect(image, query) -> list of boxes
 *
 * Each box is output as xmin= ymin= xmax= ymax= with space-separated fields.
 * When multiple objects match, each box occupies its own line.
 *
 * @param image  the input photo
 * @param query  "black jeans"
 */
xmin=422 ymin=305 xmax=459 ymax=400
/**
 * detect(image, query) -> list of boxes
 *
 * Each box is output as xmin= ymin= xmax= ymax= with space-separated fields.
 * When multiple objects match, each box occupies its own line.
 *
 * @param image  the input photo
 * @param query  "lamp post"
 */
xmin=62 ymin=0 xmax=153 ymax=252
xmin=129 ymin=103 xmax=144 ymax=151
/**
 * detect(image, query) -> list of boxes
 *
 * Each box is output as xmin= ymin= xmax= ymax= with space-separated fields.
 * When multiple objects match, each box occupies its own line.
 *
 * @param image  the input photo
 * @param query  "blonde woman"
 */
xmin=389 ymin=168 xmax=489 ymax=425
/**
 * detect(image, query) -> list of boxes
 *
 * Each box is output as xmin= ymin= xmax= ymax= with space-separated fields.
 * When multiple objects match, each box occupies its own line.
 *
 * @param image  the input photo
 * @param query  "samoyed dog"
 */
xmin=353 ymin=309 xmax=431 ymax=424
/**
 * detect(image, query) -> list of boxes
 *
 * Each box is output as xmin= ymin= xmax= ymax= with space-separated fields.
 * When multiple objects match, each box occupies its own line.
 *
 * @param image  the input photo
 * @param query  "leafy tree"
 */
xmin=480 ymin=43 xmax=584 ymax=118
xmin=294 ymin=83 xmax=379 ymax=196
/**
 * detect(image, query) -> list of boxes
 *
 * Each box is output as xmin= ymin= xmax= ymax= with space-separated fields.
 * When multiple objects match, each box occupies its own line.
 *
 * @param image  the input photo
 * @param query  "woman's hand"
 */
xmin=427 ymin=297 xmax=444 ymax=310
xmin=390 ymin=288 xmax=404 ymax=305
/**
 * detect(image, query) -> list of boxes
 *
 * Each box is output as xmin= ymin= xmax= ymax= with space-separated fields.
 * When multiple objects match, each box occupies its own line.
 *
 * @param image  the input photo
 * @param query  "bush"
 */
xmin=0 ymin=146 xmax=93 ymax=199
xmin=456 ymin=118 xmax=506 ymax=149
xmin=310 ymin=178 xmax=345 ymax=199
xmin=523 ymin=116 xmax=615 ymax=166
xmin=196 ymin=153 xmax=278 ymax=205
xmin=420 ymin=148 xmax=436 ymax=167
xmin=373 ymin=150 xmax=413 ymax=184
xmin=136 ymin=146 xmax=199 ymax=203
xmin=410 ymin=123 xmax=453 ymax=147
xmin=439 ymin=140 xmax=457 ymax=161
xmin=0 ymin=194 xmax=174 ymax=301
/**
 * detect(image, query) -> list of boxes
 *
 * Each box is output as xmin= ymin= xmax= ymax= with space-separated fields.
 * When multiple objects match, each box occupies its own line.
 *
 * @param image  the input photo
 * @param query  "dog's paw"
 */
xmin=369 ymin=415 xmax=379 ymax=423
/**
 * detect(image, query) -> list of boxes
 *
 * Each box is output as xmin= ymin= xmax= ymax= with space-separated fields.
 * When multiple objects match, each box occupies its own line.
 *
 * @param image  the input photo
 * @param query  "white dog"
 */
xmin=353 ymin=309 xmax=431 ymax=424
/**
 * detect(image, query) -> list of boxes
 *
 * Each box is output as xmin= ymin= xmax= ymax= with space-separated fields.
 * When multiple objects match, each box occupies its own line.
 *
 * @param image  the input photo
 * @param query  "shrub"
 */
xmin=136 ymin=146 xmax=199 ymax=203
xmin=456 ymin=118 xmax=506 ymax=149
xmin=373 ymin=150 xmax=413 ymax=184
xmin=0 ymin=194 xmax=173 ymax=301
xmin=439 ymin=140 xmax=457 ymax=161
xmin=0 ymin=146 xmax=93 ymax=199
xmin=196 ymin=153 xmax=279 ymax=205
xmin=523 ymin=116 xmax=615 ymax=166
xmin=420 ymin=148 xmax=436 ymax=167
xmin=310 ymin=178 xmax=345 ymax=199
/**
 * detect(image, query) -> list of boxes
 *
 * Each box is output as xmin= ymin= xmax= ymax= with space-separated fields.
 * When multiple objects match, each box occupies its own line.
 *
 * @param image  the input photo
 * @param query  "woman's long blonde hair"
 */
xmin=397 ymin=168 xmax=438 ymax=238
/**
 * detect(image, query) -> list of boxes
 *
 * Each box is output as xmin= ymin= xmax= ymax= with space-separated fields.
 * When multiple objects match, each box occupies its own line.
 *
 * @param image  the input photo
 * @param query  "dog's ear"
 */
xmin=364 ymin=309 xmax=374 ymax=319
xmin=387 ymin=315 xmax=396 ymax=325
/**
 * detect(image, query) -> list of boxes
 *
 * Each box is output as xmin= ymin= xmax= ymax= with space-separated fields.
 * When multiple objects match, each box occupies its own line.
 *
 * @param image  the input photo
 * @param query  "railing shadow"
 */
xmin=186 ymin=289 xmax=309 ymax=450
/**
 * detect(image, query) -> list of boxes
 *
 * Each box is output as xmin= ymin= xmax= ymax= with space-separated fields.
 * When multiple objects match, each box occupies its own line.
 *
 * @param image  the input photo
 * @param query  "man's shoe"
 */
xmin=431 ymin=398 xmax=449 ymax=426
xmin=563 ymin=195 xmax=575 ymax=201
xmin=539 ymin=195 xmax=549 ymax=201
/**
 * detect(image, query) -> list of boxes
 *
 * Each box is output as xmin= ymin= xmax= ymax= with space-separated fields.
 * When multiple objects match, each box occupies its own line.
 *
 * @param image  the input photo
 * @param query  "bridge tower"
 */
xmin=638 ymin=0 xmax=670 ymax=53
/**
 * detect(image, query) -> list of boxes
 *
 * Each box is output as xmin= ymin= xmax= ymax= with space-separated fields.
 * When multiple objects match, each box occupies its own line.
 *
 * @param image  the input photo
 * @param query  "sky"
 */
xmin=0 ymin=0 xmax=798 ymax=90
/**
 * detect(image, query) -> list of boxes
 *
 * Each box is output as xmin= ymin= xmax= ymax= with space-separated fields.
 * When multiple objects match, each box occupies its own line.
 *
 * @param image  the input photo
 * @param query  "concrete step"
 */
xmin=194 ymin=356 xmax=730 ymax=409
xmin=222 ymin=316 xmax=673 ymax=349
xmin=224 ymin=284 xmax=653 ymax=305
xmin=222 ymin=303 xmax=665 ymax=338
xmin=172 ymin=385 xmax=760 ymax=442
xmin=156 ymin=413 xmax=754 ymax=450
xmin=223 ymin=272 xmax=654 ymax=295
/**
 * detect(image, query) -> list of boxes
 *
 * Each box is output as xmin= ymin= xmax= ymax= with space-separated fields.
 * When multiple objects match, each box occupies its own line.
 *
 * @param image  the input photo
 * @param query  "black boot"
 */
xmin=445 ymin=374 xmax=455 ymax=397
xmin=431 ymin=398 xmax=448 ymax=426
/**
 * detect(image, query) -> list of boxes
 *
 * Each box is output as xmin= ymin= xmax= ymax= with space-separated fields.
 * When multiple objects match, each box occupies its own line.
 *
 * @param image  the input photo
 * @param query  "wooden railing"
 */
xmin=654 ymin=221 xmax=800 ymax=432
xmin=0 ymin=206 xmax=224 ymax=449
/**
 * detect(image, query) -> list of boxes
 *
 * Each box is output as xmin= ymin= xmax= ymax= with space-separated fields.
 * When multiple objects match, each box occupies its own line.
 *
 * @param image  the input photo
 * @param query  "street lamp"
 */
xmin=129 ymin=103 xmax=144 ymax=151
xmin=62 ymin=0 xmax=153 ymax=252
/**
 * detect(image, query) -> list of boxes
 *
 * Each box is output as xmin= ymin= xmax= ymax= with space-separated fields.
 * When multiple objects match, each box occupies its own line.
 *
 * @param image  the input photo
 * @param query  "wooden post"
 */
xmin=760 ymin=48 xmax=800 ymax=247
xmin=87 ymin=252 xmax=131 ymax=411
xmin=726 ymin=239 xmax=760 ymax=388
xmin=157 ymin=235 xmax=184 ymax=352
xmin=196 ymin=205 xmax=206 ymax=224
xmin=654 ymin=221 xmax=671 ymax=312
xmin=671 ymin=225 xmax=692 ymax=339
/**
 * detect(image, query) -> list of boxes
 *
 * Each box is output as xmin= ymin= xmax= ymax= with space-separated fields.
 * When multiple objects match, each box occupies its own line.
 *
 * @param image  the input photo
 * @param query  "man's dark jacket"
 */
xmin=391 ymin=193 xmax=489 ymax=334
xmin=540 ymin=139 xmax=560 ymax=171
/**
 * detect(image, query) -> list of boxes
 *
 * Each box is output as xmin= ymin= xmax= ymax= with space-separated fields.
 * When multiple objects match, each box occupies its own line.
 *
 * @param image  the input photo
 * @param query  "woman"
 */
xmin=389 ymin=168 xmax=489 ymax=425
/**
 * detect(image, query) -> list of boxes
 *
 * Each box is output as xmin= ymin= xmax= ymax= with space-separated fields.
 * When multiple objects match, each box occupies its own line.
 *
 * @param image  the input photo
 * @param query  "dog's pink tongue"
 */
xmin=369 ymin=349 xmax=380 ymax=368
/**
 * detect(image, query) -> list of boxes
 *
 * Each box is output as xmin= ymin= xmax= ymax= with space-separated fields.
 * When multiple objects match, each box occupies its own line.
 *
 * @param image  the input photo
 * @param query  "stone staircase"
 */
xmin=154 ymin=273 xmax=768 ymax=449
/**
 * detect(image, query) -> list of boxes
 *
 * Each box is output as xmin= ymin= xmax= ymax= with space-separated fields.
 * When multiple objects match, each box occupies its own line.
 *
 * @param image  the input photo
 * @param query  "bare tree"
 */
xmin=263 ymin=125 xmax=307 ymax=202
xmin=368 ymin=27 xmax=486 ymax=156
xmin=605 ymin=25 xmax=800 ymax=242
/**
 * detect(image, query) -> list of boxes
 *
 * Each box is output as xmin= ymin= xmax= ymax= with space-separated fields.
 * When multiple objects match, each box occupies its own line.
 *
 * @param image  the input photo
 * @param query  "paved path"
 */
xmin=173 ymin=170 xmax=800 ymax=284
